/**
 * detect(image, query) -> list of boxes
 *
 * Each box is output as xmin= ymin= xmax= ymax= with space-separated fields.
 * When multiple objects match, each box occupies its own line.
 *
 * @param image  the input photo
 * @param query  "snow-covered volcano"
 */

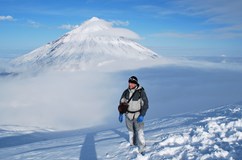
xmin=12 ymin=17 xmax=159 ymax=71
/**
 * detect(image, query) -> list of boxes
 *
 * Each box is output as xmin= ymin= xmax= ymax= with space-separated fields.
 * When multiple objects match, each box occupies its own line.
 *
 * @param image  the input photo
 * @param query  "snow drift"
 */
xmin=0 ymin=103 xmax=241 ymax=160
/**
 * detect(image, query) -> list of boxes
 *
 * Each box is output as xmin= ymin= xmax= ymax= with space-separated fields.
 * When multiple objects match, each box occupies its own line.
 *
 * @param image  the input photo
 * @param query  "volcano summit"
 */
xmin=13 ymin=17 xmax=159 ymax=71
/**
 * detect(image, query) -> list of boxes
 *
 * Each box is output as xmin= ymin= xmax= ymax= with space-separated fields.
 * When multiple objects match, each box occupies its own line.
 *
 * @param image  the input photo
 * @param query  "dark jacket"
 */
xmin=120 ymin=85 xmax=149 ymax=119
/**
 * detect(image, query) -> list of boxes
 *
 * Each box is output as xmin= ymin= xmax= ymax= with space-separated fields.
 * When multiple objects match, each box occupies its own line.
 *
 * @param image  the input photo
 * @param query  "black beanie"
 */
xmin=128 ymin=76 xmax=138 ymax=84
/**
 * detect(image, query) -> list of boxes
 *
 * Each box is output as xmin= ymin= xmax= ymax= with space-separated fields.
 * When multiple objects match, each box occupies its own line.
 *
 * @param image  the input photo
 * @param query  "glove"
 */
xmin=137 ymin=116 xmax=144 ymax=123
xmin=119 ymin=114 xmax=123 ymax=123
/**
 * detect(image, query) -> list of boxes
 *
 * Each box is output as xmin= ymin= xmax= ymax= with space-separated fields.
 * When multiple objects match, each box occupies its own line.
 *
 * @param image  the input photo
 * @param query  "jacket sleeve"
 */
xmin=140 ymin=88 xmax=149 ymax=116
xmin=119 ymin=89 xmax=128 ymax=104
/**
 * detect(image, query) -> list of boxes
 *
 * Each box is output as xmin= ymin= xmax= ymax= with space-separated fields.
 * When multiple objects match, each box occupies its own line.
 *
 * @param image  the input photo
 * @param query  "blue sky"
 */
xmin=0 ymin=0 xmax=242 ymax=59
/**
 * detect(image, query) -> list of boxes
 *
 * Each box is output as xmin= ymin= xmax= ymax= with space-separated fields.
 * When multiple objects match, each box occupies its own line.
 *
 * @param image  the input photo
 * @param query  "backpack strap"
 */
xmin=126 ymin=88 xmax=144 ymax=113
xmin=127 ymin=90 xmax=137 ymax=103
xmin=127 ymin=87 xmax=143 ymax=102
xmin=137 ymin=88 xmax=143 ymax=99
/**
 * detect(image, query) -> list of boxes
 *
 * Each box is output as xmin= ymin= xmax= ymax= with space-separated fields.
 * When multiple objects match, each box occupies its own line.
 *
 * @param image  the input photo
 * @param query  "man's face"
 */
xmin=129 ymin=82 xmax=136 ymax=89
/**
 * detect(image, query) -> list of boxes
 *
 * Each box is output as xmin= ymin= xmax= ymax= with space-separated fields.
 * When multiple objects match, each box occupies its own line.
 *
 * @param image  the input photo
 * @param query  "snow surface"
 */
xmin=0 ymin=104 xmax=241 ymax=160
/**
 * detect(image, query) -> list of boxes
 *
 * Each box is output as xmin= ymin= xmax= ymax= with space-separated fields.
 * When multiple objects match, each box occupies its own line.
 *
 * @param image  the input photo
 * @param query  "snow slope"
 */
xmin=12 ymin=17 xmax=158 ymax=71
xmin=0 ymin=103 xmax=241 ymax=160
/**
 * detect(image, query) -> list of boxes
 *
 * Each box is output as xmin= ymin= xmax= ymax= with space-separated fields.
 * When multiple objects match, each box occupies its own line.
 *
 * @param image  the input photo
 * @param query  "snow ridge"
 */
xmin=0 ymin=103 xmax=241 ymax=159
xmin=151 ymin=105 xmax=242 ymax=159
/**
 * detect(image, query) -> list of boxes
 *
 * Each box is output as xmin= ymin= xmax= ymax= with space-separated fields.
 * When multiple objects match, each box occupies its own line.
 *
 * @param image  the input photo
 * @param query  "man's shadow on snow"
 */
xmin=79 ymin=129 xmax=128 ymax=160
xmin=79 ymin=132 xmax=97 ymax=160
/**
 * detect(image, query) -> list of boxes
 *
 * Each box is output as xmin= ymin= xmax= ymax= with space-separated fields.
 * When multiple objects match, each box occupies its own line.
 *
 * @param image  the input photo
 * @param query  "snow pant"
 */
xmin=125 ymin=116 xmax=145 ymax=152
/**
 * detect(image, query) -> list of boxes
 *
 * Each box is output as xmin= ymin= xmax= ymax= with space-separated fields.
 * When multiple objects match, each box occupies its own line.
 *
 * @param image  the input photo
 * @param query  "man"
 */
xmin=118 ymin=76 xmax=149 ymax=155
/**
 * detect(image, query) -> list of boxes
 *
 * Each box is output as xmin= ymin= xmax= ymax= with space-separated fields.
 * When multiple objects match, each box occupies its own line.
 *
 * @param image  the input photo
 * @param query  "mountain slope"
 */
xmin=0 ymin=103 xmax=241 ymax=160
xmin=12 ymin=17 xmax=159 ymax=71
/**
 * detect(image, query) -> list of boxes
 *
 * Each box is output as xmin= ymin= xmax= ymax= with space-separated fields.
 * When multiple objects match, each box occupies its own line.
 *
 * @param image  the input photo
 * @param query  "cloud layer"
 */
xmin=1 ymin=57 xmax=242 ymax=130
xmin=0 ymin=71 xmax=119 ymax=130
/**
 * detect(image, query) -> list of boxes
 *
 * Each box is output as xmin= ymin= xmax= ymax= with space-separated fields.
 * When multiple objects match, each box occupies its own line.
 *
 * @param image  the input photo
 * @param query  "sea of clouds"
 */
xmin=1 ymin=57 xmax=242 ymax=130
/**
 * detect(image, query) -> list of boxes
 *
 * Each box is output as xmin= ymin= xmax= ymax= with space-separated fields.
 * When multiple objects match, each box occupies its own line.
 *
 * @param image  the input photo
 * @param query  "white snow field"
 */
xmin=0 ymin=103 xmax=241 ymax=160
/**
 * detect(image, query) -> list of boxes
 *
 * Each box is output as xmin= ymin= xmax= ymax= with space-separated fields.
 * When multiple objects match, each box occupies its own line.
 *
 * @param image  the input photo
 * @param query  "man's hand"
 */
xmin=137 ymin=116 xmax=144 ymax=123
xmin=119 ymin=114 xmax=123 ymax=123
